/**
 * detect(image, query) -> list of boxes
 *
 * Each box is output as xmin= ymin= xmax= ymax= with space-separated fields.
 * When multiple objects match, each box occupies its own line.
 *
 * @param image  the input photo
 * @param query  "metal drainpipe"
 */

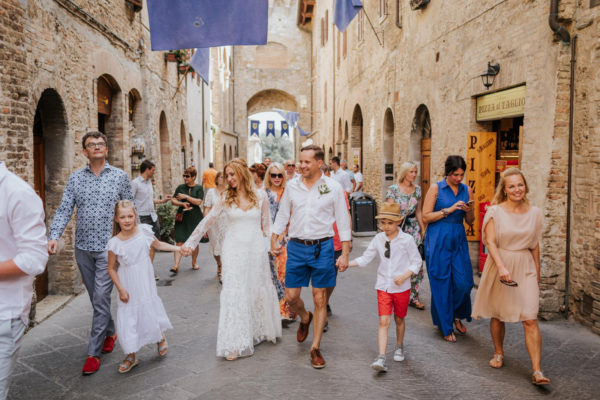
xmin=232 ymin=48 xmax=239 ymax=157
xmin=396 ymin=0 xmax=402 ymax=28
xmin=548 ymin=0 xmax=573 ymax=317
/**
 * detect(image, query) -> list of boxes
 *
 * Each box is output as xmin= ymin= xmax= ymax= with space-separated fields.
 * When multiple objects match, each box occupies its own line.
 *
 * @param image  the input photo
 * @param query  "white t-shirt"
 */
xmin=354 ymin=172 xmax=363 ymax=183
xmin=332 ymin=169 xmax=353 ymax=193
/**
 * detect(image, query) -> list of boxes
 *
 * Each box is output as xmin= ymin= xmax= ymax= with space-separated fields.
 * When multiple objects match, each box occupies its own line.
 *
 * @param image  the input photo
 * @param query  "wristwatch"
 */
xmin=441 ymin=209 xmax=448 ymax=218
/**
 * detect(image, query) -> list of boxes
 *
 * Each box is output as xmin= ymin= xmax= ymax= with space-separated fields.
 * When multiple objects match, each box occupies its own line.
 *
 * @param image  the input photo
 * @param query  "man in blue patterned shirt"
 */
xmin=48 ymin=131 xmax=133 ymax=375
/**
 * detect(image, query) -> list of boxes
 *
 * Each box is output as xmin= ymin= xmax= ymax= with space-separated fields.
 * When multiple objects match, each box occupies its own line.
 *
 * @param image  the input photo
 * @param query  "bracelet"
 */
xmin=441 ymin=209 xmax=448 ymax=218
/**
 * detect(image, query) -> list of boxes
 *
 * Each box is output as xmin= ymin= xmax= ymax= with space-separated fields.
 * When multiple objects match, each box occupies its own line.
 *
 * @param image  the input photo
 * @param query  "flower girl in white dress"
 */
xmin=182 ymin=159 xmax=281 ymax=360
xmin=107 ymin=200 xmax=180 ymax=373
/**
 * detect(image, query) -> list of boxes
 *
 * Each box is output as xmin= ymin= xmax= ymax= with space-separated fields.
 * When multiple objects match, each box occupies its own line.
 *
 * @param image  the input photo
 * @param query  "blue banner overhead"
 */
xmin=266 ymin=121 xmax=275 ymax=137
xmin=147 ymin=0 xmax=268 ymax=50
xmin=250 ymin=120 xmax=260 ymax=137
xmin=190 ymin=48 xmax=210 ymax=84
xmin=334 ymin=0 xmax=363 ymax=33
xmin=281 ymin=121 xmax=289 ymax=136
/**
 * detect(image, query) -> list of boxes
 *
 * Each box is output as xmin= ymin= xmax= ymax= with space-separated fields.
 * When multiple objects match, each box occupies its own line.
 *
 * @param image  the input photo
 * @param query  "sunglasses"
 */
xmin=384 ymin=241 xmax=390 ymax=258
xmin=183 ymin=175 xmax=191 ymax=178
xmin=270 ymin=173 xmax=284 ymax=179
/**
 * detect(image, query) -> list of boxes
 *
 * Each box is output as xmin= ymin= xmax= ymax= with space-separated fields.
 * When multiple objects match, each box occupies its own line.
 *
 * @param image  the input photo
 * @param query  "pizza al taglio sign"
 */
xmin=476 ymin=85 xmax=526 ymax=122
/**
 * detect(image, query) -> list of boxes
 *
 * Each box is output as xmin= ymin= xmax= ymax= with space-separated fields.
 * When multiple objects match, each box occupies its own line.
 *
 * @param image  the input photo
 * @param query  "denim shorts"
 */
xmin=285 ymin=238 xmax=336 ymax=288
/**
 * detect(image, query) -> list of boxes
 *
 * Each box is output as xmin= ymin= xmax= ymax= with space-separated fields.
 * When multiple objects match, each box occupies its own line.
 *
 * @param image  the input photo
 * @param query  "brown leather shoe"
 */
xmin=310 ymin=348 xmax=326 ymax=369
xmin=297 ymin=311 xmax=313 ymax=343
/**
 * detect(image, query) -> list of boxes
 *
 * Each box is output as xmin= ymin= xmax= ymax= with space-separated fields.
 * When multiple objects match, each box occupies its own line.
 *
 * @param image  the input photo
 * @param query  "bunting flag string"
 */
xmin=250 ymin=120 xmax=260 ymax=137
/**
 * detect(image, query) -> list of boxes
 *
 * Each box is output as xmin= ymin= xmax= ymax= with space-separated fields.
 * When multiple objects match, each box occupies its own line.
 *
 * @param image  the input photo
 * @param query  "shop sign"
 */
xmin=466 ymin=132 xmax=497 ymax=241
xmin=476 ymin=85 xmax=525 ymax=122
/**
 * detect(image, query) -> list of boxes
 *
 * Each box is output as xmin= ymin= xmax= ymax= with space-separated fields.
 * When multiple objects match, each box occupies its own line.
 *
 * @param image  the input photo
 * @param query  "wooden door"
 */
xmin=420 ymin=138 xmax=431 ymax=197
xmin=33 ymin=136 xmax=48 ymax=301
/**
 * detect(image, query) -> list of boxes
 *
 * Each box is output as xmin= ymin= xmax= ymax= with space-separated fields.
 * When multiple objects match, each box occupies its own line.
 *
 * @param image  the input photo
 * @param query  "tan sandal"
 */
xmin=157 ymin=335 xmax=168 ymax=357
xmin=532 ymin=370 xmax=550 ymax=386
xmin=118 ymin=354 xmax=138 ymax=373
xmin=489 ymin=354 xmax=504 ymax=368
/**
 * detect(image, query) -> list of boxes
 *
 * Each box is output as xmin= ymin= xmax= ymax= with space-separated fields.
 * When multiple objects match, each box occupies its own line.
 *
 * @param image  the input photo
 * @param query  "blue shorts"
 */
xmin=285 ymin=238 xmax=336 ymax=288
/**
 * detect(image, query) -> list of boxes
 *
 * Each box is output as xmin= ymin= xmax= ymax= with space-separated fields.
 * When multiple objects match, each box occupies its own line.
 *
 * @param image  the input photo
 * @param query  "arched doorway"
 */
xmin=33 ymin=88 xmax=70 ymax=299
xmin=410 ymin=105 xmax=432 ymax=197
xmin=159 ymin=112 xmax=171 ymax=194
xmin=382 ymin=108 xmax=394 ymax=197
xmin=351 ymin=105 xmax=363 ymax=171
xmin=97 ymin=74 xmax=124 ymax=168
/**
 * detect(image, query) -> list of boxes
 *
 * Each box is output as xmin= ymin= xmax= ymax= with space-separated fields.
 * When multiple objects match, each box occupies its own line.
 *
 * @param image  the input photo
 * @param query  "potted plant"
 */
xmin=156 ymin=202 xmax=176 ymax=244
xmin=178 ymin=62 xmax=190 ymax=74
xmin=164 ymin=50 xmax=186 ymax=63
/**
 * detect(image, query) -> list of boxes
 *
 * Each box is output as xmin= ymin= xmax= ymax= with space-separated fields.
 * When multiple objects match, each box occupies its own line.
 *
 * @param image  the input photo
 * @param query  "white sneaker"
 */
xmin=371 ymin=355 xmax=387 ymax=372
xmin=393 ymin=346 xmax=405 ymax=362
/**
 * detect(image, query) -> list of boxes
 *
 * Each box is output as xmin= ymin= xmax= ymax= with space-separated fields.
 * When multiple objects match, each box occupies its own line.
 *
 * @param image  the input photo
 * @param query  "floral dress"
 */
xmin=386 ymin=184 xmax=424 ymax=304
xmin=266 ymin=188 xmax=296 ymax=320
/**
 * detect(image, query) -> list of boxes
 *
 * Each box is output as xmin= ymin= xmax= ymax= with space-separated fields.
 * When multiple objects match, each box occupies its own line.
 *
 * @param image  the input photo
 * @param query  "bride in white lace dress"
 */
xmin=182 ymin=159 xmax=282 ymax=360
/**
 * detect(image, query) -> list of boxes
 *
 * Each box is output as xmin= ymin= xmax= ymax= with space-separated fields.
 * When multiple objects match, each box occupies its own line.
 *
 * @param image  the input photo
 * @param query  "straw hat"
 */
xmin=375 ymin=202 xmax=403 ymax=222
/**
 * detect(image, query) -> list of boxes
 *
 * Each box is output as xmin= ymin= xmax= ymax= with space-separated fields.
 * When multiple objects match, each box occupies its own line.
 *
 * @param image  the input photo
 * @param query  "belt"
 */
xmin=290 ymin=237 xmax=332 ymax=246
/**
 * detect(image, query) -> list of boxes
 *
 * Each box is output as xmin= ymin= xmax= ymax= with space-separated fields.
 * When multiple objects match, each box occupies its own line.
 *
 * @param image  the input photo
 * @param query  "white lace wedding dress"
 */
xmin=184 ymin=190 xmax=282 ymax=358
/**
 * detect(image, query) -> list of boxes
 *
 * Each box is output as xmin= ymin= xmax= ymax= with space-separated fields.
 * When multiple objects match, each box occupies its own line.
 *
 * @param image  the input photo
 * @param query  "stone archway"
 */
xmin=159 ymin=112 xmax=171 ymax=194
xmin=410 ymin=104 xmax=432 ymax=196
xmin=383 ymin=108 xmax=395 ymax=196
xmin=33 ymin=88 xmax=71 ymax=297
xmin=246 ymin=89 xmax=298 ymax=163
xmin=351 ymin=105 xmax=363 ymax=170
xmin=97 ymin=74 xmax=125 ymax=169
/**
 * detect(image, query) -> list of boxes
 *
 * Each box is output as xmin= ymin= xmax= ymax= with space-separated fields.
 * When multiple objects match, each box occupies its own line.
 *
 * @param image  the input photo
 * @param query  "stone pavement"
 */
xmin=9 ymin=237 xmax=600 ymax=400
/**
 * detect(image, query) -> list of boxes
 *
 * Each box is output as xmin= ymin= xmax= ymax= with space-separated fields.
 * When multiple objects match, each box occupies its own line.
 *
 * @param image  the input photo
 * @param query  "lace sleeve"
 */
xmin=184 ymin=195 xmax=224 ymax=248
xmin=260 ymin=191 xmax=271 ymax=237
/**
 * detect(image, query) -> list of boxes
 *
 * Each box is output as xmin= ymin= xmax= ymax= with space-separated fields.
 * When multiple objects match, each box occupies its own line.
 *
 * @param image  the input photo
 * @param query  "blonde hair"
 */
xmin=224 ymin=158 xmax=259 ymax=209
xmin=492 ymin=167 xmax=529 ymax=205
xmin=112 ymin=200 xmax=137 ymax=236
xmin=264 ymin=162 xmax=286 ymax=191
xmin=397 ymin=161 xmax=418 ymax=184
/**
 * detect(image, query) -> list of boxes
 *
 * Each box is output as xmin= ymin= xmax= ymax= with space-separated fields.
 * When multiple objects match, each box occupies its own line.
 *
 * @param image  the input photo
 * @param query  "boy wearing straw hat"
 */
xmin=345 ymin=202 xmax=422 ymax=372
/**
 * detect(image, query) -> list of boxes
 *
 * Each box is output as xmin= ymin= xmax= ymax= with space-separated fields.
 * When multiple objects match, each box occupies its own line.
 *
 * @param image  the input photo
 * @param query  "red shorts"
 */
xmin=377 ymin=290 xmax=410 ymax=317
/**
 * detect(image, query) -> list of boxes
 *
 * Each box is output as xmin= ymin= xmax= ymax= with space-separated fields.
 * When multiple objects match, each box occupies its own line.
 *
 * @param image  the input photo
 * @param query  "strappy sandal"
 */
xmin=411 ymin=300 xmax=425 ymax=310
xmin=454 ymin=319 xmax=467 ymax=335
xmin=532 ymin=370 xmax=550 ymax=386
xmin=169 ymin=267 xmax=178 ymax=275
xmin=443 ymin=333 xmax=456 ymax=342
xmin=192 ymin=264 xmax=199 ymax=270
xmin=489 ymin=354 xmax=504 ymax=368
xmin=118 ymin=354 xmax=138 ymax=373
xmin=225 ymin=350 xmax=238 ymax=361
xmin=157 ymin=335 xmax=168 ymax=357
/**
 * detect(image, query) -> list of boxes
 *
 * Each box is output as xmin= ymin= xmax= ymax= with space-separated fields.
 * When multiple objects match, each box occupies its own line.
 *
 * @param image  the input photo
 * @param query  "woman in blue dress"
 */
xmin=422 ymin=156 xmax=475 ymax=342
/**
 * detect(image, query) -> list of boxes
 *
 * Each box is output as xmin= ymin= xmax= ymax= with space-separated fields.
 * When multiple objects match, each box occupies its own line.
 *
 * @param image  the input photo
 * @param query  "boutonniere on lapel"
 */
xmin=318 ymin=184 xmax=331 ymax=196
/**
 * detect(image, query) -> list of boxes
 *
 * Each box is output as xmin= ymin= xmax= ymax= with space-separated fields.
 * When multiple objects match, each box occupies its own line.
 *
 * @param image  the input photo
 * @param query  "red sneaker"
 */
xmin=101 ymin=334 xmax=117 ymax=353
xmin=82 ymin=356 xmax=101 ymax=375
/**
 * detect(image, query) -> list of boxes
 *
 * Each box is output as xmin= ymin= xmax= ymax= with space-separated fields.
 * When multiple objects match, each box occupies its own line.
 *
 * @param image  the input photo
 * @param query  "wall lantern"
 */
xmin=480 ymin=62 xmax=500 ymax=90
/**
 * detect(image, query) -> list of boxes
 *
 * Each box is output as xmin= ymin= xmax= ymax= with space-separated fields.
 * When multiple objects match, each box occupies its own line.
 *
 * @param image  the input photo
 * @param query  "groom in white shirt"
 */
xmin=271 ymin=145 xmax=351 ymax=369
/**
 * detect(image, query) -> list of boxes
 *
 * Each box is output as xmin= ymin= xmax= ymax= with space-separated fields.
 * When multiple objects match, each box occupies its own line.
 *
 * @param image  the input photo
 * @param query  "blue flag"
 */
xmin=334 ymin=0 xmax=363 ymax=33
xmin=281 ymin=121 xmax=289 ymax=136
xmin=298 ymin=125 xmax=312 ymax=137
xmin=148 ymin=0 xmax=268 ymax=50
xmin=266 ymin=121 xmax=275 ymax=137
xmin=273 ymin=109 xmax=312 ymax=137
xmin=190 ymin=48 xmax=210 ymax=84
xmin=250 ymin=120 xmax=260 ymax=137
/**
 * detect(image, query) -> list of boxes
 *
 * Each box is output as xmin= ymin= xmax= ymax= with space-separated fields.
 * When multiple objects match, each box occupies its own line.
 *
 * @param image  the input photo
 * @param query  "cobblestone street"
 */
xmin=9 ymin=237 xmax=600 ymax=400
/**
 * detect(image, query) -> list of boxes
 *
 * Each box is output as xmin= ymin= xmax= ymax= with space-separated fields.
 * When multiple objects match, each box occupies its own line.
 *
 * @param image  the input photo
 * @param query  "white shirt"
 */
xmin=0 ymin=162 xmax=48 ymax=323
xmin=272 ymin=174 xmax=351 ymax=241
xmin=354 ymin=172 xmax=363 ymax=183
xmin=354 ymin=230 xmax=422 ymax=293
xmin=131 ymin=175 xmax=157 ymax=221
xmin=332 ymin=168 xmax=353 ymax=192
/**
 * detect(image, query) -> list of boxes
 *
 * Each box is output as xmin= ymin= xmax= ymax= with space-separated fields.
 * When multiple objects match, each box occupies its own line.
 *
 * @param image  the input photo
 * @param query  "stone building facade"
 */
xmin=0 ymin=0 xmax=210 ymax=299
xmin=211 ymin=0 xmax=312 ymax=170
xmin=303 ymin=0 xmax=600 ymax=331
